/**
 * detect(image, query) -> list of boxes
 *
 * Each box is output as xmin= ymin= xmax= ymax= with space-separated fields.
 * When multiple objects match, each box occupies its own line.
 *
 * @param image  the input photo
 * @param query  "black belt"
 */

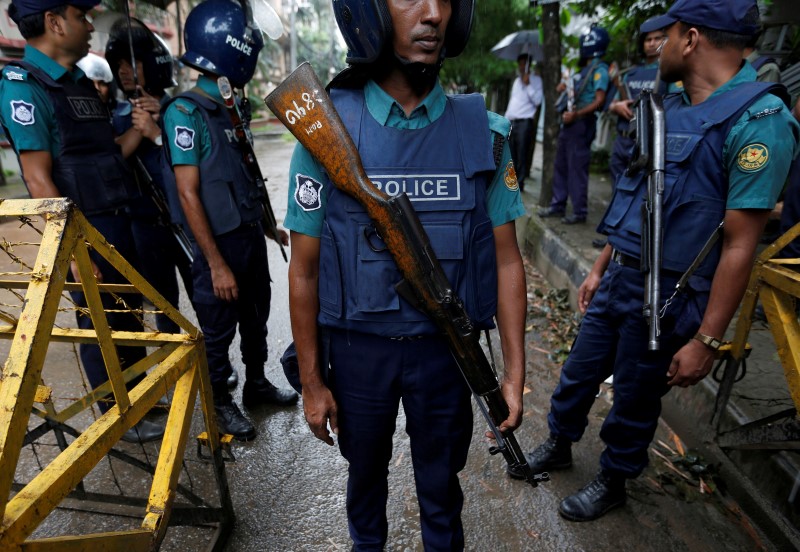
xmin=510 ymin=117 xmax=534 ymax=123
xmin=611 ymin=248 xmax=684 ymax=277
xmin=611 ymin=248 xmax=640 ymax=270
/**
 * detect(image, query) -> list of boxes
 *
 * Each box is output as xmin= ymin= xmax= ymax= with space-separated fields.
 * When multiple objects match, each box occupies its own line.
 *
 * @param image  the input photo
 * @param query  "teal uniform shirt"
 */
xmin=0 ymin=45 xmax=88 ymax=158
xmin=163 ymin=75 xmax=218 ymax=166
xmin=706 ymin=64 xmax=800 ymax=209
xmin=576 ymin=60 xmax=609 ymax=110
xmin=285 ymin=79 xmax=524 ymax=238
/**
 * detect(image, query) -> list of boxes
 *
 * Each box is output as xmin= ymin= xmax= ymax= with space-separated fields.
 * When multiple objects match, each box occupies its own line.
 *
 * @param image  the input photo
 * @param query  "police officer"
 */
xmin=286 ymin=0 xmax=526 ymax=548
xmin=512 ymin=0 xmax=800 ymax=522
xmin=540 ymin=25 xmax=610 ymax=225
xmin=163 ymin=0 xmax=296 ymax=443
xmin=607 ymin=18 xmax=668 ymax=184
xmin=76 ymin=52 xmax=113 ymax=105
xmin=0 ymin=1 xmax=164 ymax=443
xmin=105 ymin=18 xmax=194 ymax=337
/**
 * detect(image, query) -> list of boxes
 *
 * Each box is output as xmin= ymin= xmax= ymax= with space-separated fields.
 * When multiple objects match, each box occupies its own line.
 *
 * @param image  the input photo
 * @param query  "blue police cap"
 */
xmin=647 ymin=0 xmax=759 ymax=36
xmin=640 ymin=15 xmax=666 ymax=35
xmin=9 ymin=1 xmax=100 ymax=24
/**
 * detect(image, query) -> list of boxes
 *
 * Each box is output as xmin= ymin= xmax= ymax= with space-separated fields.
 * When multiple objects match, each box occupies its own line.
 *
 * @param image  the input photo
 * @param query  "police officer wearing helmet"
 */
xmin=163 ymin=0 xmax=296 ymax=443
xmin=513 ymin=0 xmax=800 ymax=522
xmin=539 ymin=24 xmax=610 ymax=225
xmin=286 ymin=0 xmax=526 ymax=548
xmin=105 ymin=17 xmax=194 ymax=337
xmin=0 ymin=0 xmax=164 ymax=443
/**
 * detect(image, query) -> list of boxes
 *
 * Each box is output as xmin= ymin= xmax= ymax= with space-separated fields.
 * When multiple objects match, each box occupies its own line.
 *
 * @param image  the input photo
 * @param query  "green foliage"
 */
xmin=441 ymin=0 xmax=535 ymax=92
xmin=572 ymin=0 xmax=669 ymax=68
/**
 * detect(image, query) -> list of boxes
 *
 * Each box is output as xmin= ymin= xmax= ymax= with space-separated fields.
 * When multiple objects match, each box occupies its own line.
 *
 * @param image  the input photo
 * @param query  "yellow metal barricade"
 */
xmin=712 ymin=220 xmax=800 ymax=449
xmin=0 ymin=199 xmax=233 ymax=550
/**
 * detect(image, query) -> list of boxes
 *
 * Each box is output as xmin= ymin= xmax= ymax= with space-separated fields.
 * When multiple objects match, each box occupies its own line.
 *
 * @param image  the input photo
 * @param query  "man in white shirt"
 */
xmin=505 ymin=53 xmax=543 ymax=192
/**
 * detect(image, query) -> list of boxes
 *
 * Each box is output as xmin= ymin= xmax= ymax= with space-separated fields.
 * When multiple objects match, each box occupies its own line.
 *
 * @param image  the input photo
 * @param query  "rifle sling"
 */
xmin=674 ymin=221 xmax=724 ymax=293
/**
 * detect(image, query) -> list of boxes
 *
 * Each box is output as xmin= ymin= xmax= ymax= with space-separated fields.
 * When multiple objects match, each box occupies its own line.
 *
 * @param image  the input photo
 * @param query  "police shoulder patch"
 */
xmin=294 ymin=174 xmax=323 ymax=212
xmin=737 ymin=143 xmax=769 ymax=173
xmin=174 ymin=126 xmax=195 ymax=151
xmin=594 ymin=72 xmax=601 ymax=82
xmin=504 ymin=160 xmax=519 ymax=191
xmin=10 ymin=100 xmax=35 ymax=126
xmin=4 ymin=69 xmax=26 ymax=82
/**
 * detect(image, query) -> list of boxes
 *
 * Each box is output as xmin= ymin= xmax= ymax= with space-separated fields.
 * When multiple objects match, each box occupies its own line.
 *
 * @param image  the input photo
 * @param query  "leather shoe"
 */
xmin=558 ymin=471 xmax=627 ymax=522
xmin=507 ymin=435 xmax=572 ymax=479
xmin=121 ymin=420 xmax=165 ymax=443
xmin=227 ymin=370 xmax=239 ymax=389
xmin=561 ymin=214 xmax=587 ymax=225
xmin=242 ymin=378 xmax=299 ymax=408
xmin=537 ymin=207 xmax=565 ymax=218
xmin=215 ymin=400 xmax=257 ymax=442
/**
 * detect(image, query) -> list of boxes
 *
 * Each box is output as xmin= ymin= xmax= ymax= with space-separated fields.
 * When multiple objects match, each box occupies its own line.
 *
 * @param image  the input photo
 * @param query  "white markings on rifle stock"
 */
xmin=284 ymin=90 xmax=323 ymax=135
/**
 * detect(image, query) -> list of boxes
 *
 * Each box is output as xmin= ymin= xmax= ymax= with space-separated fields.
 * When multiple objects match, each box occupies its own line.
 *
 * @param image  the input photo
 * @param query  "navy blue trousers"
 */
xmin=328 ymin=330 xmax=472 ymax=551
xmin=191 ymin=224 xmax=271 ymax=395
xmin=131 ymin=216 xmax=193 ymax=333
xmin=550 ymin=116 xmax=596 ymax=218
xmin=548 ymin=261 xmax=707 ymax=477
xmin=71 ymin=212 xmax=146 ymax=413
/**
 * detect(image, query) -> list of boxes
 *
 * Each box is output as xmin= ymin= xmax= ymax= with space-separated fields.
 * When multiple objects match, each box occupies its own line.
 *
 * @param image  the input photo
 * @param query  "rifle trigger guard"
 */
xmin=364 ymin=224 xmax=387 ymax=253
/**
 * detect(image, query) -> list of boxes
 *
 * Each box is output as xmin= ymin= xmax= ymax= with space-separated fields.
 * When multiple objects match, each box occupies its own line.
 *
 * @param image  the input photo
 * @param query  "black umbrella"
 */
xmin=491 ymin=30 xmax=544 ymax=63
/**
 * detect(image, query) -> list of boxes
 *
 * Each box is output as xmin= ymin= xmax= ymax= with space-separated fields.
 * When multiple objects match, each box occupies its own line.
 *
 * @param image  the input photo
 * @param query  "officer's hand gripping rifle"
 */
xmin=265 ymin=62 xmax=548 ymax=488
xmin=217 ymin=76 xmax=288 ymax=262
xmin=132 ymin=157 xmax=194 ymax=263
xmin=627 ymin=89 xmax=666 ymax=351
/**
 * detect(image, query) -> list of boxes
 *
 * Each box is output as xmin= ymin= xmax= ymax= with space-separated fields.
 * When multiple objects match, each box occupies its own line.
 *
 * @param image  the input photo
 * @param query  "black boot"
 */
xmin=558 ymin=471 xmax=627 ymax=522
xmin=507 ymin=435 xmax=572 ymax=479
xmin=215 ymin=395 xmax=257 ymax=442
xmin=242 ymin=378 xmax=299 ymax=408
xmin=121 ymin=419 xmax=165 ymax=443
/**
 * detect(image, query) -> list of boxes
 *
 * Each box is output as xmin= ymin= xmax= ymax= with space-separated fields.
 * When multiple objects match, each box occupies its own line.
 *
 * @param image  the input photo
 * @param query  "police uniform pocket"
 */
xmin=318 ymin=223 xmax=343 ymax=318
xmin=199 ymin=180 xmax=242 ymax=235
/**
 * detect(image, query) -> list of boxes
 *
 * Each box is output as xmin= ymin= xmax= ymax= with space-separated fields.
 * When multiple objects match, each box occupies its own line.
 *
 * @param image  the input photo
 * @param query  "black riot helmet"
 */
xmin=332 ymin=0 xmax=475 ymax=64
xmin=105 ymin=17 xmax=177 ymax=96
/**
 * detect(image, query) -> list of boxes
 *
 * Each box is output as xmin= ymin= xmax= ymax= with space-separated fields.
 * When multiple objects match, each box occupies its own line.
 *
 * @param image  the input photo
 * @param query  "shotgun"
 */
xmin=217 ymin=76 xmax=288 ymax=262
xmin=265 ymin=62 xmax=548 ymax=488
xmin=627 ymin=89 xmax=666 ymax=351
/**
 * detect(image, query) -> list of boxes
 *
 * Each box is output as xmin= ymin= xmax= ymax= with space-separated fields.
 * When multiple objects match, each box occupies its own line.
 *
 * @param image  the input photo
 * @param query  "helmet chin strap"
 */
xmin=392 ymin=50 xmax=445 ymax=91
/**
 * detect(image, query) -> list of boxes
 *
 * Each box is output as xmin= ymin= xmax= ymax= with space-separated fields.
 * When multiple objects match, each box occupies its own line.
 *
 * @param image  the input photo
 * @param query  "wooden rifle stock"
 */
xmin=217 ymin=76 xmax=288 ymax=263
xmin=265 ymin=62 xmax=548 ymax=487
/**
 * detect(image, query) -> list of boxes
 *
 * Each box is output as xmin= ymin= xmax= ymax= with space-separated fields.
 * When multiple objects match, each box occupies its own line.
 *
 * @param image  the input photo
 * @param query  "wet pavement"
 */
xmin=0 ymin=136 xmax=776 ymax=551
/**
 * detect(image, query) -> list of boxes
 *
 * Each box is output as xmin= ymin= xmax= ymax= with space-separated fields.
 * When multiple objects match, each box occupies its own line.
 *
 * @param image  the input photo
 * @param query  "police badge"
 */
xmin=174 ymin=126 xmax=195 ymax=151
xmin=10 ymin=100 xmax=35 ymax=126
xmin=294 ymin=174 xmax=323 ymax=212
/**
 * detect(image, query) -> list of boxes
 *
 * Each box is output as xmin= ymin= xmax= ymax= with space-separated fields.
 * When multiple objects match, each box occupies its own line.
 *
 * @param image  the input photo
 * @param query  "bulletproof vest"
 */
xmin=599 ymin=81 xmax=786 ymax=278
xmin=113 ymin=100 xmax=176 ymax=219
xmin=317 ymin=88 xmax=498 ymax=336
xmin=162 ymin=91 xmax=263 ymax=236
xmin=8 ymin=61 xmax=135 ymax=216
xmin=616 ymin=64 xmax=660 ymax=133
